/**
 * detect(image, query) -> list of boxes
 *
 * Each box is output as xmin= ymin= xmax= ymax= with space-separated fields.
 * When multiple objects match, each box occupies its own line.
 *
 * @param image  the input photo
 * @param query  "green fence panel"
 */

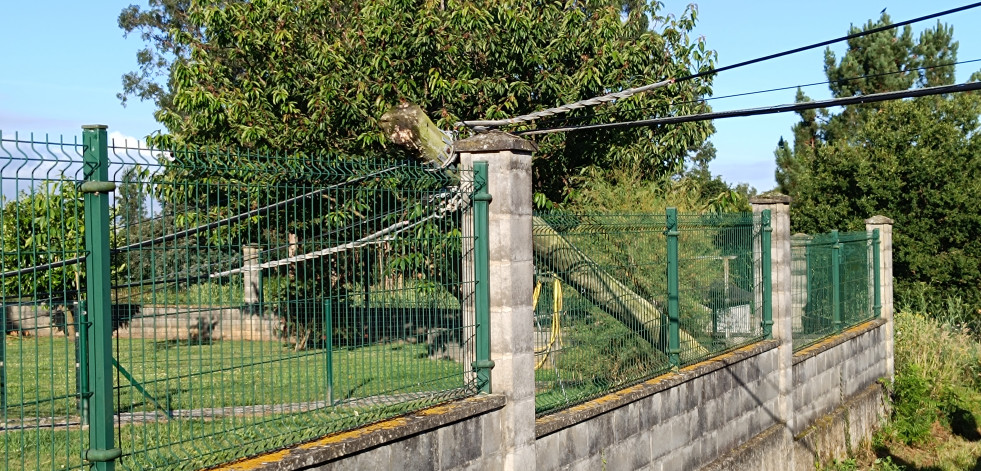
xmin=532 ymin=210 xmax=762 ymax=415
xmin=791 ymin=230 xmax=877 ymax=350
xmin=0 ymin=131 xmax=90 ymax=470
xmin=676 ymin=212 xmax=763 ymax=362
xmin=0 ymin=128 xmax=482 ymax=470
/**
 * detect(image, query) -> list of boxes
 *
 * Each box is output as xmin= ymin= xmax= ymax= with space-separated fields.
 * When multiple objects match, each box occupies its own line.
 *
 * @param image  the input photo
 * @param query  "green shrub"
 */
xmin=885 ymin=309 xmax=981 ymax=445
xmin=889 ymin=363 xmax=939 ymax=444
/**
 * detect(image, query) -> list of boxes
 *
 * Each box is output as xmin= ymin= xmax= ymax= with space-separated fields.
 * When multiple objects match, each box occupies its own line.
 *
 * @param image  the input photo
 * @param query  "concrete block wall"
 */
xmin=206 ymin=135 xmax=894 ymax=471
xmin=792 ymin=321 xmax=889 ymax=435
xmin=535 ymin=343 xmax=783 ymax=471
xmin=790 ymin=320 xmax=890 ymax=467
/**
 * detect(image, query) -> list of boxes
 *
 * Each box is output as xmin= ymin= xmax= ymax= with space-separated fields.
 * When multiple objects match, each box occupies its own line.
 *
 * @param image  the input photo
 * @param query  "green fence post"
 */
xmin=872 ymin=229 xmax=881 ymax=318
xmin=665 ymin=207 xmax=681 ymax=368
xmin=81 ymin=124 xmax=120 ymax=470
xmin=830 ymin=229 xmax=842 ymax=332
xmin=472 ymin=161 xmax=494 ymax=393
xmin=761 ymin=210 xmax=773 ymax=339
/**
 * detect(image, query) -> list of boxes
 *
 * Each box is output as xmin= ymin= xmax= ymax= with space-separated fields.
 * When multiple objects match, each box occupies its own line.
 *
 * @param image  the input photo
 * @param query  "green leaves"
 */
xmin=776 ymin=14 xmax=981 ymax=313
xmin=128 ymin=0 xmax=715 ymax=204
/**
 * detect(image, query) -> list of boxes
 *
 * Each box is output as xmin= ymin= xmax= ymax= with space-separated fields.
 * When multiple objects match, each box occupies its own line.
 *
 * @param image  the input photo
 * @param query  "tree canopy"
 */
xmin=119 ymin=0 xmax=717 ymax=203
xmin=774 ymin=14 xmax=981 ymax=310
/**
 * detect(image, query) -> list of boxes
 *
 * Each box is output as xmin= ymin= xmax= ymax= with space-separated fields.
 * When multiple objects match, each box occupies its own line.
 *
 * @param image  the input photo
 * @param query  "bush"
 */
xmin=885 ymin=309 xmax=981 ymax=445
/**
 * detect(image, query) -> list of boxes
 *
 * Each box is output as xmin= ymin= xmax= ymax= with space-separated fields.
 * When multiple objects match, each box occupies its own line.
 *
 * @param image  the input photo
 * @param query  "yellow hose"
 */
xmin=535 ymin=278 xmax=563 ymax=370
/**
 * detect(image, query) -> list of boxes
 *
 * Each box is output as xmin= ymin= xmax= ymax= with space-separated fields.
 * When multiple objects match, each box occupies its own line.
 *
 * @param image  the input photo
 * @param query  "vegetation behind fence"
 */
xmin=791 ymin=230 xmax=881 ymax=350
xmin=531 ymin=210 xmax=768 ymax=415
xmin=0 ymin=128 xmax=486 ymax=470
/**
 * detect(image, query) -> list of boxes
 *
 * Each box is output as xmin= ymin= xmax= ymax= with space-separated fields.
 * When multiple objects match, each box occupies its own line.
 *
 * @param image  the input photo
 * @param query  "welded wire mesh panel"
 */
xmin=532 ymin=211 xmax=762 ymax=415
xmin=0 ymin=132 xmax=89 ymax=470
xmin=677 ymin=213 xmax=763 ymax=362
xmin=109 ymin=143 xmax=476 ymax=469
xmin=792 ymin=234 xmax=835 ymax=349
xmin=791 ymin=231 xmax=875 ymax=350
xmin=839 ymin=232 xmax=875 ymax=328
xmin=532 ymin=213 xmax=671 ymax=415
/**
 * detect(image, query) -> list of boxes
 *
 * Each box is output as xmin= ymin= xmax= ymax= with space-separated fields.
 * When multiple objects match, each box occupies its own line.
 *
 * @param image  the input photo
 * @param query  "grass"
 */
xmin=2 ymin=335 xmax=473 ymax=470
xmin=111 ymin=277 xmax=462 ymax=309
xmin=820 ymin=306 xmax=981 ymax=471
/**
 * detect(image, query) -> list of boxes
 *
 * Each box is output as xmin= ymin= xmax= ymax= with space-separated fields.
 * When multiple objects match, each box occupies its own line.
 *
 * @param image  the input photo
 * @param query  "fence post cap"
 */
xmin=454 ymin=130 xmax=538 ymax=153
xmin=749 ymin=193 xmax=791 ymax=205
xmin=864 ymin=215 xmax=894 ymax=225
xmin=81 ymin=124 xmax=109 ymax=130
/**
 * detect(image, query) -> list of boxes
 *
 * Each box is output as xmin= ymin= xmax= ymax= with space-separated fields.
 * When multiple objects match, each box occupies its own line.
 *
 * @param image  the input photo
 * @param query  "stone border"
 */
xmin=792 ymin=318 xmax=887 ymax=366
xmin=535 ymin=340 xmax=780 ymax=438
xmin=212 ymin=394 xmax=506 ymax=470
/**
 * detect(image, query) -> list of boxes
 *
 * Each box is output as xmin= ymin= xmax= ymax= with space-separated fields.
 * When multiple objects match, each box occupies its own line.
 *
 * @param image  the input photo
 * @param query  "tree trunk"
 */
xmin=533 ymin=218 xmax=708 ymax=362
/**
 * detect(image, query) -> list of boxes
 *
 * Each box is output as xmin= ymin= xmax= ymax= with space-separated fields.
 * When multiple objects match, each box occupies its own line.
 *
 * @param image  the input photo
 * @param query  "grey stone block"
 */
xmin=606 ymin=433 xmax=653 ymax=471
xmin=566 ymin=422 xmax=591 ymax=463
xmin=660 ymin=386 xmax=681 ymax=419
xmin=536 ymin=430 xmax=565 ymax=471
xmin=482 ymin=412 xmax=503 ymax=456
xmin=615 ymin=403 xmax=641 ymax=442
xmin=315 ymin=446 xmax=392 ymax=471
xmin=637 ymin=394 xmax=660 ymax=431
xmin=437 ymin=415 xmax=481 ymax=469
xmin=659 ymin=442 xmax=697 ymax=471
xmin=391 ymin=432 xmax=436 ymax=471
xmin=650 ymin=415 xmax=688 ymax=459
xmin=588 ymin=412 xmax=614 ymax=457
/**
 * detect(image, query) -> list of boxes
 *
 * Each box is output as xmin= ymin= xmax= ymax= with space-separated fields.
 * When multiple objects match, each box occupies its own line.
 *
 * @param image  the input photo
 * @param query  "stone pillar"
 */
xmin=456 ymin=131 xmax=537 ymax=471
xmin=750 ymin=195 xmax=795 ymax=438
xmin=865 ymin=215 xmax=894 ymax=380
xmin=243 ymin=245 xmax=261 ymax=309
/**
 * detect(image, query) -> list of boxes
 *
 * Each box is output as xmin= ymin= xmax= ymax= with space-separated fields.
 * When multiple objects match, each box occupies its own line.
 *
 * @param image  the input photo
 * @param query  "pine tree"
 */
xmin=774 ymin=13 xmax=981 ymax=312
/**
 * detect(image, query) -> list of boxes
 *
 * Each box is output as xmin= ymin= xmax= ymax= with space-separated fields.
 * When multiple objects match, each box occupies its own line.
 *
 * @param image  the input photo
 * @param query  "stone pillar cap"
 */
xmin=864 ymin=215 xmax=894 ymax=225
xmin=749 ymin=192 xmax=791 ymax=205
xmin=455 ymin=130 xmax=538 ymax=153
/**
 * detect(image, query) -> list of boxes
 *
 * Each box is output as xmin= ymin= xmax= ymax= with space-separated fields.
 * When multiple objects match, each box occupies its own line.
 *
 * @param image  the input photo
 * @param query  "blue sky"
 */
xmin=2 ymin=1 xmax=980 ymax=192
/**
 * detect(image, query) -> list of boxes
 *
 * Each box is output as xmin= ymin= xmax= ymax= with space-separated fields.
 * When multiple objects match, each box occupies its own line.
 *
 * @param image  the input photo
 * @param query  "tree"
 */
xmin=0 ymin=180 xmax=126 ymax=300
xmin=774 ymin=14 xmax=981 ymax=311
xmin=120 ymin=0 xmax=717 ymax=203
xmin=118 ymin=0 xmax=199 ymax=111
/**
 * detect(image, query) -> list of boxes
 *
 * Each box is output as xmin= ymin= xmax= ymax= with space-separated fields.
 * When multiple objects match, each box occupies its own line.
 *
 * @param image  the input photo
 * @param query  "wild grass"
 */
xmin=832 ymin=301 xmax=981 ymax=470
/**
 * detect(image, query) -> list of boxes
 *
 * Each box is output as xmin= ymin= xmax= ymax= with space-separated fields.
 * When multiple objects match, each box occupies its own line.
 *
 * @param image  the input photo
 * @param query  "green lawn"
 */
xmin=3 ymin=336 xmax=473 ymax=470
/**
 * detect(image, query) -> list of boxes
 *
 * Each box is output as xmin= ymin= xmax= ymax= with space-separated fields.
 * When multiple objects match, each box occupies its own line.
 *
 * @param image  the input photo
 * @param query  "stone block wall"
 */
xmin=535 ymin=342 xmax=783 ymax=471
xmin=125 ymin=132 xmax=896 ymax=471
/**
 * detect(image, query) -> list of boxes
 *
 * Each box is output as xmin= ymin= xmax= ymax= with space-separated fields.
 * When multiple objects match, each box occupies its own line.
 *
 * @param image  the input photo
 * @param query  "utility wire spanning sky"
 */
xmin=1 ymin=1 xmax=980 ymax=192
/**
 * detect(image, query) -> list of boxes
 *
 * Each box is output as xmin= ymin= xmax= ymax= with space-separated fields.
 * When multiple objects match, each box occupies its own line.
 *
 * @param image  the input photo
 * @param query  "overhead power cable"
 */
xmin=677 ymin=2 xmax=981 ymax=84
xmin=516 ymin=81 xmax=981 ymax=136
xmin=546 ymin=58 xmax=981 ymax=127
xmin=456 ymin=79 xmax=675 ymax=129
xmin=458 ymin=1 xmax=981 ymax=130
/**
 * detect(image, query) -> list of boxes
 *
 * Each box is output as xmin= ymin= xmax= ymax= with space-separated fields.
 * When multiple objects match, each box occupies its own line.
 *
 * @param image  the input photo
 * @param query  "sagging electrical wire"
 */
xmin=537 ymin=58 xmax=981 ymax=129
xmin=456 ymin=1 xmax=981 ymax=131
xmin=516 ymin=80 xmax=981 ymax=136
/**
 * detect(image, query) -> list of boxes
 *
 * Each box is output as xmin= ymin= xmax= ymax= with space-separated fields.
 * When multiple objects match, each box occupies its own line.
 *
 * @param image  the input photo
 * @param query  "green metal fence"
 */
xmin=0 ymin=128 xmax=488 ymax=470
xmin=531 ymin=210 xmax=769 ymax=415
xmin=791 ymin=229 xmax=880 ymax=350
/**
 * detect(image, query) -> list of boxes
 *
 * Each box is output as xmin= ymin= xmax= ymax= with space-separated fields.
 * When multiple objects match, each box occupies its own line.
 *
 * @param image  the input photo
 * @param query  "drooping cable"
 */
xmin=542 ymin=58 xmax=981 ymax=127
xmin=457 ymin=2 xmax=981 ymax=131
xmin=516 ymin=81 xmax=981 ymax=136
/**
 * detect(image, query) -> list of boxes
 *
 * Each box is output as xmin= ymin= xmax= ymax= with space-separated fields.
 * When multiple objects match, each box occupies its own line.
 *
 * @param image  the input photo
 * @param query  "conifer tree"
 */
xmin=774 ymin=13 xmax=981 ymax=311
